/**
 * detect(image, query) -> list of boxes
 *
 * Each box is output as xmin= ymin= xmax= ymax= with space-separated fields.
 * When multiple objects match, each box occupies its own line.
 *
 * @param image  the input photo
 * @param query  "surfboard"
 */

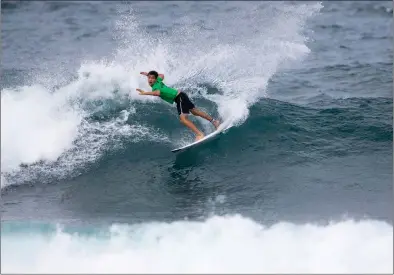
xmin=171 ymin=120 xmax=230 ymax=153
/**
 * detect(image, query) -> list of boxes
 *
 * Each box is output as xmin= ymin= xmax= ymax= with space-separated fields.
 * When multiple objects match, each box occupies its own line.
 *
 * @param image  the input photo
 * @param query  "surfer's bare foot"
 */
xmin=212 ymin=119 xmax=220 ymax=130
xmin=195 ymin=134 xmax=204 ymax=141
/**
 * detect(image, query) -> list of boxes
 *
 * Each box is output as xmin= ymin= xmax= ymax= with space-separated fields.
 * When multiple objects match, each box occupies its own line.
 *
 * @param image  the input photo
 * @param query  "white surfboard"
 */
xmin=171 ymin=120 xmax=231 ymax=153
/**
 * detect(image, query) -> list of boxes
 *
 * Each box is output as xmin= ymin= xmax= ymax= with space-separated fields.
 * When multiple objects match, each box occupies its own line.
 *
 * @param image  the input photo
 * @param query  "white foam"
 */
xmin=1 ymin=85 xmax=84 ymax=174
xmin=1 ymin=215 xmax=392 ymax=273
xmin=110 ymin=2 xmax=322 ymax=126
xmin=1 ymin=62 xmax=170 ymax=189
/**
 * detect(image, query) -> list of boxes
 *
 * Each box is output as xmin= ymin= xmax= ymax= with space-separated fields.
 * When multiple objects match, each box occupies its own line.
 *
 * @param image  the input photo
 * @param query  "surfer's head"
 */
xmin=147 ymin=70 xmax=159 ymax=86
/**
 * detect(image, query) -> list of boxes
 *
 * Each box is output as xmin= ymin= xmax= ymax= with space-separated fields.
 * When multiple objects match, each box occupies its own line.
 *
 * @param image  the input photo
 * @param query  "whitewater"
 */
xmin=2 ymin=215 xmax=392 ymax=273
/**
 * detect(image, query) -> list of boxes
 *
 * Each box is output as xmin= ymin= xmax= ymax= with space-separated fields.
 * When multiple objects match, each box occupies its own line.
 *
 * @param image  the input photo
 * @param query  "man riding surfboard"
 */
xmin=136 ymin=70 xmax=220 ymax=141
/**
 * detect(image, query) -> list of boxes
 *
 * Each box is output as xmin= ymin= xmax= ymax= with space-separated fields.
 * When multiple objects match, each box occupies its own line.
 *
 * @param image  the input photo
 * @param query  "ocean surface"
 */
xmin=1 ymin=0 xmax=393 ymax=273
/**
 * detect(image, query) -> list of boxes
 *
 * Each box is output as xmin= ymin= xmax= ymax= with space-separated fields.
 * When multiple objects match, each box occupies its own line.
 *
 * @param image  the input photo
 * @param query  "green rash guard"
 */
xmin=151 ymin=77 xmax=178 ymax=104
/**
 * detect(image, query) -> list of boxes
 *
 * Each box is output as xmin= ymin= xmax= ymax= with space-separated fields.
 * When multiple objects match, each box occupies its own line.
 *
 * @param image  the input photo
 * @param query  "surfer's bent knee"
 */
xmin=179 ymin=114 xmax=187 ymax=121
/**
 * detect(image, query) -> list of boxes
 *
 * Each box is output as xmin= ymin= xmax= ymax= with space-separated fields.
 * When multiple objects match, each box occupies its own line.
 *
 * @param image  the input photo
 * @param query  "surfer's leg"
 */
xmin=175 ymin=92 xmax=205 ymax=141
xmin=190 ymin=108 xmax=220 ymax=129
xmin=179 ymin=114 xmax=204 ymax=141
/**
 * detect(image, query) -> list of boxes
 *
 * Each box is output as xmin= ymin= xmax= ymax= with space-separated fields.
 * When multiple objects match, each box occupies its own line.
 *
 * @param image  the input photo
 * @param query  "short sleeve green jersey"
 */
xmin=151 ymin=77 xmax=178 ymax=104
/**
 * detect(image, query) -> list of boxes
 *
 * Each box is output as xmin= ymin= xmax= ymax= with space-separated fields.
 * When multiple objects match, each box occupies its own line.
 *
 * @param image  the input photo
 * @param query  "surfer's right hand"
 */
xmin=140 ymin=72 xmax=148 ymax=76
xmin=136 ymin=88 xmax=145 ymax=95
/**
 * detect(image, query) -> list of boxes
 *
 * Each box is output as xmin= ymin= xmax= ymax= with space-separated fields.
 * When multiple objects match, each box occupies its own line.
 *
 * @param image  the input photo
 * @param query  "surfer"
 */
xmin=136 ymin=71 xmax=220 ymax=141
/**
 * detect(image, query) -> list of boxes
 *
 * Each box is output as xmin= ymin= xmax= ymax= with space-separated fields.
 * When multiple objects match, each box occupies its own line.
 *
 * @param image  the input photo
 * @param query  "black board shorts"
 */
xmin=174 ymin=92 xmax=195 ymax=115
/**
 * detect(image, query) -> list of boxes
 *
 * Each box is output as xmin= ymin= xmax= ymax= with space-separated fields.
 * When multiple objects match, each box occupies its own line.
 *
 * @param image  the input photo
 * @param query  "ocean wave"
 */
xmin=1 ymin=215 xmax=392 ymax=273
xmin=1 ymin=93 xmax=391 ymax=189
xmin=1 ymin=2 xmax=322 ymax=188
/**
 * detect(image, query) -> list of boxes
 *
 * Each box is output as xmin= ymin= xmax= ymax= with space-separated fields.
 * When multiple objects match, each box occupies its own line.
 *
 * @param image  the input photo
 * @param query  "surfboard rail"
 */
xmin=171 ymin=120 xmax=231 ymax=153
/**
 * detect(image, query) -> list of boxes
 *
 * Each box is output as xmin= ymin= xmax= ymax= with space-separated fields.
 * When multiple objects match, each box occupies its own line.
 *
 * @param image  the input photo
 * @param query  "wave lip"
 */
xmin=1 ymin=215 xmax=392 ymax=273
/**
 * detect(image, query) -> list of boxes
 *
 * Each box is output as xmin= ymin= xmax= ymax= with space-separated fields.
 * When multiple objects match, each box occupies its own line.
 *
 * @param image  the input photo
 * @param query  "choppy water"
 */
xmin=1 ymin=1 xmax=392 ymax=273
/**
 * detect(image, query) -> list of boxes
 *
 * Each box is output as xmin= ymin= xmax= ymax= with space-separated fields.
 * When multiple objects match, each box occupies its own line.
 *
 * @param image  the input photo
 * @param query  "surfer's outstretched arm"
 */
xmin=136 ymin=88 xmax=160 ymax=96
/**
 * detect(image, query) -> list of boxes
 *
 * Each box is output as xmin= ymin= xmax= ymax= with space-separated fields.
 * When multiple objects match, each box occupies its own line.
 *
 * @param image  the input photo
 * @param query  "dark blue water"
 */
xmin=1 ymin=1 xmax=392 ymax=273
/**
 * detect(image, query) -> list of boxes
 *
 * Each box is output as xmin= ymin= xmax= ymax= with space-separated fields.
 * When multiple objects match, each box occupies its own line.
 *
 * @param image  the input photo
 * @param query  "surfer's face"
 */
xmin=148 ymin=74 xmax=156 ymax=86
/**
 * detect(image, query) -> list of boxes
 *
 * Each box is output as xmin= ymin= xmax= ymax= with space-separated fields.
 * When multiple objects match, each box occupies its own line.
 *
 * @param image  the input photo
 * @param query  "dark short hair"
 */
xmin=148 ymin=70 xmax=158 ymax=79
